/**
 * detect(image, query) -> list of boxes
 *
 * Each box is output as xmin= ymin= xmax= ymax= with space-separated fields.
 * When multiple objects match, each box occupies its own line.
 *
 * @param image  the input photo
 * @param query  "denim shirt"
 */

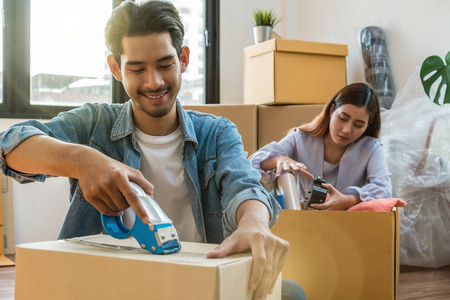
xmin=0 ymin=100 xmax=280 ymax=243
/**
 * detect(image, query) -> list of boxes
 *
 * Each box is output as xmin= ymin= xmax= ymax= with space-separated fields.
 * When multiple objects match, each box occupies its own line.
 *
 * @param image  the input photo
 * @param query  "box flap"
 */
xmin=16 ymin=234 xmax=250 ymax=267
xmin=218 ymin=261 xmax=281 ymax=300
xmin=245 ymin=39 xmax=348 ymax=58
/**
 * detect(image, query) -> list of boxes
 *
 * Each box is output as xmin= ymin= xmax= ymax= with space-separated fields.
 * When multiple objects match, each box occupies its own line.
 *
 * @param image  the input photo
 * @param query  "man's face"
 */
xmin=109 ymin=32 xmax=188 ymax=123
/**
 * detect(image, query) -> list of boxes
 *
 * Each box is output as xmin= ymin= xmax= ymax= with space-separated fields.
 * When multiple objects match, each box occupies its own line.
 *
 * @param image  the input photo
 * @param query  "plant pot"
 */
xmin=253 ymin=26 xmax=272 ymax=44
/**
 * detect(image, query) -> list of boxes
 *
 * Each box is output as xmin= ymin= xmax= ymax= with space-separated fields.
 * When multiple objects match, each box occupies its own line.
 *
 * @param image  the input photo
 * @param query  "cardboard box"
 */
xmin=183 ymin=104 xmax=257 ymax=155
xmin=244 ymin=39 xmax=348 ymax=105
xmin=0 ymin=178 xmax=14 ymax=265
xmin=1 ymin=173 xmax=15 ymax=256
xmin=272 ymin=209 xmax=399 ymax=300
xmin=15 ymin=235 xmax=281 ymax=300
xmin=257 ymin=104 xmax=324 ymax=149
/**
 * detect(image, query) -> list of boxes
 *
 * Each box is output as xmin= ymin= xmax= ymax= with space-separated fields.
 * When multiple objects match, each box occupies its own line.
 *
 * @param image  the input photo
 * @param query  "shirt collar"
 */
xmin=110 ymin=99 xmax=198 ymax=149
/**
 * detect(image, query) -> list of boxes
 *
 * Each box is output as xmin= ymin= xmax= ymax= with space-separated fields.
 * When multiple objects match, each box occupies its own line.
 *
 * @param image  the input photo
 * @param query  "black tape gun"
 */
xmin=304 ymin=176 xmax=328 ymax=209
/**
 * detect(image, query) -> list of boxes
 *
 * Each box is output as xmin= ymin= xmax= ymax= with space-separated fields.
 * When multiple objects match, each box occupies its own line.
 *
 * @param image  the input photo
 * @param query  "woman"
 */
xmin=249 ymin=82 xmax=392 ymax=210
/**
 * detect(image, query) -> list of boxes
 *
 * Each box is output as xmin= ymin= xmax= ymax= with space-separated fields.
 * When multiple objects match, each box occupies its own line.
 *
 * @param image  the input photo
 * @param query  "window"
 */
xmin=0 ymin=2 xmax=3 ymax=105
xmin=30 ymin=0 xmax=112 ymax=107
xmin=1 ymin=0 xmax=219 ymax=119
xmin=135 ymin=0 xmax=219 ymax=106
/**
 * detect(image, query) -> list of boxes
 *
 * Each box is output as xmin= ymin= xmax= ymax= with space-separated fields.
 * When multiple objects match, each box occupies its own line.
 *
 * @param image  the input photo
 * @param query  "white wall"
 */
xmin=0 ymin=119 xmax=70 ymax=246
xmin=220 ymin=0 xmax=450 ymax=103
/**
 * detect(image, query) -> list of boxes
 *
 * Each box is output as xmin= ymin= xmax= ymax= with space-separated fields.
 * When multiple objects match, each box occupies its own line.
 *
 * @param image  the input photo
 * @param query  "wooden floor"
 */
xmin=397 ymin=265 xmax=450 ymax=300
xmin=1 ymin=254 xmax=450 ymax=299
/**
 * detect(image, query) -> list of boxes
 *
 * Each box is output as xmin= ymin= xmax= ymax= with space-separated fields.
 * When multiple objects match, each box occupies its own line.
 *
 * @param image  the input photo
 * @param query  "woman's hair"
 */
xmin=293 ymin=82 xmax=381 ymax=138
xmin=105 ymin=0 xmax=184 ymax=65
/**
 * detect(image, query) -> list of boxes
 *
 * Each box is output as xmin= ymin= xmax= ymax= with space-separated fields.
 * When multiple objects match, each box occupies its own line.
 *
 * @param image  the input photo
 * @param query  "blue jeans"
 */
xmin=282 ymin=279 xmax=307 ymax=300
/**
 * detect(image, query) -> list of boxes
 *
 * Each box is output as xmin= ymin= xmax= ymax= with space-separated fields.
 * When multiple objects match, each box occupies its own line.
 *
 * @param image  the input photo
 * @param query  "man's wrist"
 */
xmin=236 ymin=200 xmax=270 ymax=225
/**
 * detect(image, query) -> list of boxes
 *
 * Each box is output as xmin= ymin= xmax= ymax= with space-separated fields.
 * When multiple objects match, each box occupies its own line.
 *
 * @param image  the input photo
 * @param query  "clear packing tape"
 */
xmin=380 ymin=67 xmax=450 ymax=267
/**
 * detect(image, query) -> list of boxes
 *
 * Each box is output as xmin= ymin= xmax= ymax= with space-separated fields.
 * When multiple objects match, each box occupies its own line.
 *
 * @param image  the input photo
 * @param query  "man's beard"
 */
xmin=136 ymin=86 xmax=176 ymax=118
xmin=136 ymin=95 xmax=176 ymax=119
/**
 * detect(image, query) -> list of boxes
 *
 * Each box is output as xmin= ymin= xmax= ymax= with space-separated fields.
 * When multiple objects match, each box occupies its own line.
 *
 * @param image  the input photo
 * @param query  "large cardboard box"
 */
xmin=244 ymin=39 xmax=348 ymax=105
xmin=183 ymin=104 xmax=257 ymax=155
xmin=257 ymin=104 xmax=324 ymax=149
xmin=272 ymin=209 xmax=400 ymax=300
xmin=15 ymin=235 xmax=281 ymax=300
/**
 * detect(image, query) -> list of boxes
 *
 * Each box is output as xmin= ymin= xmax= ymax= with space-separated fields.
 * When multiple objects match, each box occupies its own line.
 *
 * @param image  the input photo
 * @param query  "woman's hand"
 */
xmin=261 ymin=156 xmax=313 ymax=178
xmin=310 ymin=183 xmax=361 ymax=211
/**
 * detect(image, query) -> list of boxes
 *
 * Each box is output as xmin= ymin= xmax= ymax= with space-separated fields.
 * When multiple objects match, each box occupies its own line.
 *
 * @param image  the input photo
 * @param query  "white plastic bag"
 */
xmin=380 ymin=68 xmax=450 ymax=267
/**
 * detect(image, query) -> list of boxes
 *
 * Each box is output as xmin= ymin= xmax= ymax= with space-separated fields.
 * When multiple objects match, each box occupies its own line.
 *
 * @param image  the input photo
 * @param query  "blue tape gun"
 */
xmin=101 ymin=182 xmax=181 ymax=254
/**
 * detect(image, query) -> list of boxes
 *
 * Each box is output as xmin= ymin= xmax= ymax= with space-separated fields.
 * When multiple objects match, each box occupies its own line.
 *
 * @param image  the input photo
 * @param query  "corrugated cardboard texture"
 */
xmin=183 ymin=104 xmax=257 ymax=155
xmin=15 ymin=237 xmax=281 ymax=300
xmin=244 ymin=39 xmax=347 ymax=105
xmin=257 ymin=104 xmax=324 ymax=150
xmin=272 ymin=210 xmax=399 ymax=300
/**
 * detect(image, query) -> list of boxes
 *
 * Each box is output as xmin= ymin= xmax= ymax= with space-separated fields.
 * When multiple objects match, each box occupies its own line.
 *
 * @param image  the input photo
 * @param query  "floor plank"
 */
xmin=1 ymin=253 xmax=449 ymax=299
xmin=397 ymin=265 xmax=450 ymax=300
xmin=0 ymin=255 xmax=15 ymax=300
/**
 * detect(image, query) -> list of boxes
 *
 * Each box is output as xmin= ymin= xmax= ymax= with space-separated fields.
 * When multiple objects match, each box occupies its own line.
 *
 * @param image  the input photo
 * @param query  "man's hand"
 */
xmin=5 ymin=135 xmax=153 ymax=223
xmin=310 ymin=183 xmax=361 ymax=211
xmin=74 ymin=146 xmax=154 ymax=223
xmin=207 ymin=200 xmax=289 ymax=300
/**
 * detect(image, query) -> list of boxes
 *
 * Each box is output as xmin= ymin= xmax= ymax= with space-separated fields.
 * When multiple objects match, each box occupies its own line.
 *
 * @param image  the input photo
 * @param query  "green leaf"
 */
xmin=420 ymin=51 xmax=450 ymax=105
xmin=252 ymin=8 xmax=281 ymax=27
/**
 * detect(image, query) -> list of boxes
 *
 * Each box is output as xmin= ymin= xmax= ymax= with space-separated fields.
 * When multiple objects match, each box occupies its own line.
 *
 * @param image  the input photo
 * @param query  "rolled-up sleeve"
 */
xmin=222 ymin=187 xmax=280 ymax=237
xmin=248 ymin=139 xmax=295 ymax=185
xmin=0 ymin=104 xmax=97 ymax=183
xmin=214 ymin=120 xmax=282 ymax=238
xmin=0 ymin=123 xmax=50 ymax=183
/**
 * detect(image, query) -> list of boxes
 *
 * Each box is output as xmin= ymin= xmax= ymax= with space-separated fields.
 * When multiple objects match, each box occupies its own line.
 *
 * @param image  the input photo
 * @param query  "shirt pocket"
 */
xmin=199 ymin=157 xmax=217 ymax=190
xmin=89 ymin=139 xmax=122 ymax=161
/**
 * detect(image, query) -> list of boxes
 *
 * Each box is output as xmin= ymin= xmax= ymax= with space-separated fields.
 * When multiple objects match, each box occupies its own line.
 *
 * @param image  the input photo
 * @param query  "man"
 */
xmin=0 ymin=1 xmax=305 ymax=299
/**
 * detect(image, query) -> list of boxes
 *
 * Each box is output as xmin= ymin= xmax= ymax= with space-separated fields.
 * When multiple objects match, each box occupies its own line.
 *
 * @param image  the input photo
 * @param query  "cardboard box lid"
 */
xmin=15 ymin=235 xmax=282 ymax=300
xmin=16 ymin=234 xmax=250 ymax=267
xmin=244 ymin=39 xmax=348 ymax=59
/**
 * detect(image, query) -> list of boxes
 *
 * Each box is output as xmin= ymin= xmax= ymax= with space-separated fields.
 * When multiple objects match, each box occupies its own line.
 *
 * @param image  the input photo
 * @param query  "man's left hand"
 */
xmin=207 ymin=200 xmax=289 ymax=300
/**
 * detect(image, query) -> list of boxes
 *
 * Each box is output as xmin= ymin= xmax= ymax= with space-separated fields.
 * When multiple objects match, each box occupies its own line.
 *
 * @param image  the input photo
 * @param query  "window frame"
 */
xmin=1 ymin=0 xmax=220 ymax=119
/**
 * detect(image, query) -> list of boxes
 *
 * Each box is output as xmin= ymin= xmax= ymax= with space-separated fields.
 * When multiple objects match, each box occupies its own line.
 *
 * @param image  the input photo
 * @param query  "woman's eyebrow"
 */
xmin=341 ymin=112 xmax=367 ymax=124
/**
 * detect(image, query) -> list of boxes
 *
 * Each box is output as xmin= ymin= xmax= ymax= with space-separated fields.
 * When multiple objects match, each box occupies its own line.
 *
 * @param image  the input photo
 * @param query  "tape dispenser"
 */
xmin=101 ymin=182 xmax=181 ymax=254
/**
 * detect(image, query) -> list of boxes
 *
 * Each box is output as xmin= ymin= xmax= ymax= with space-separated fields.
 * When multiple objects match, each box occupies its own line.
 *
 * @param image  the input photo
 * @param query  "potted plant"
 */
xmin=252 ymin=8 xmax=281 ymax=44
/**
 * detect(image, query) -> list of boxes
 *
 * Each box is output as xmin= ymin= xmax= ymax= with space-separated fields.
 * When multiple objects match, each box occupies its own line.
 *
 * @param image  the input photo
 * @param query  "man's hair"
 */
xmin=105 ymin=0 xmax=184 ymax=64
xmin=292 ymin=82 xmax=381 ymax=138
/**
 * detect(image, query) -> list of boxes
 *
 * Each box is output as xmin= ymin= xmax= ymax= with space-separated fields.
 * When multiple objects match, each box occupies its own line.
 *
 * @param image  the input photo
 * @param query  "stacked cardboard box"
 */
xmin=183 ymin=104 xmax=257 ymax=155
xmin=244 ymin=39 xmax=348 ymax=105
xmin=243 ymin=39 xmax=347 ymax=149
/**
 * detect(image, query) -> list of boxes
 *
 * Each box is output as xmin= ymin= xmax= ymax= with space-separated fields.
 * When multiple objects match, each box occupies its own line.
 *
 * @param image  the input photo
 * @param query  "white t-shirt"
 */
xmin=133 ymin=126 xmax=202 ymax=243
